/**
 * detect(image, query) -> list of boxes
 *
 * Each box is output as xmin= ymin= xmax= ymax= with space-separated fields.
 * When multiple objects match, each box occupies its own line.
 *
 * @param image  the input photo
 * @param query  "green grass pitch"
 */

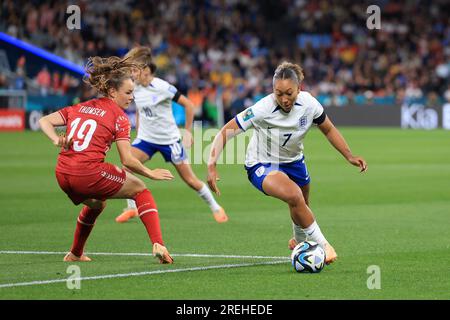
xmin=0 ymin=128 xmax=449 ymax=299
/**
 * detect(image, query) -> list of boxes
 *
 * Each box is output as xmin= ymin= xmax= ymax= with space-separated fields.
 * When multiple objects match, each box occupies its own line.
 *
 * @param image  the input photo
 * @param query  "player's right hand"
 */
xmin=347 ymin=155 xmax=368 ymax=173
xmin=207 ymin=165 xmax=221 ymax=196
xmin=149 ymin=168 xmax=174 ymax=180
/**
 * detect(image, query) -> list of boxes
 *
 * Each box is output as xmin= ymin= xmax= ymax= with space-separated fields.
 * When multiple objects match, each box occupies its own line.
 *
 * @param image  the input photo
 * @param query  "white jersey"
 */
xmin=235 ymin=91 xmax=325 ymax=167
xmin=134 ymin=77 xmax=181 ymax=145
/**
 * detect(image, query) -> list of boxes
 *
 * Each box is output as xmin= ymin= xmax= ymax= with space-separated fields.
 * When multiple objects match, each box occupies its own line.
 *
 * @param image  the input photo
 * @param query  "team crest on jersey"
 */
xmin=299 ymin=116 xmax=307 ymax=128
xmin=243 ymin=108 xmax=255 ymax=121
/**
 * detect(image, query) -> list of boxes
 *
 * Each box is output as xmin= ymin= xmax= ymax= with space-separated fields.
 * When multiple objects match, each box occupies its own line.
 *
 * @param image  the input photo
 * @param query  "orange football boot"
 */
xmin=63 ymin=252 xmax=92 ymax=262
xmin=213 ymin=207 xmax=228 ymax=223
xmin=115 ymin=208 xmax=138 ymax=223
xmin=152 ymin=243 xmax=174 ymax=264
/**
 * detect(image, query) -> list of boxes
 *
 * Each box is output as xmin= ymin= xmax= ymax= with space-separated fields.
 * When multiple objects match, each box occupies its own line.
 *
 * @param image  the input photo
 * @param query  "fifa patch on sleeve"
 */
xmin=243 ymin=108 xmax=255 ymax=121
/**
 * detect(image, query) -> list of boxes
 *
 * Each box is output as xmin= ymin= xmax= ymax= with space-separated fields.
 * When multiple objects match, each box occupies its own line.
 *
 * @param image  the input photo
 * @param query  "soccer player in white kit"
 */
xmin=115 ymin=47 xmax=228 ymax=223
xmin=207 ymin=62 xmax=367 ymax=264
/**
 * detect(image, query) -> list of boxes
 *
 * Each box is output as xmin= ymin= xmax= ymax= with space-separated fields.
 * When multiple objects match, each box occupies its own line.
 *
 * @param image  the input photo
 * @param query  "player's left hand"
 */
xmin=149 ymin=168 xmax=174 ymax=180
xmin=347 ymin=155 xmax=367 ymax=173
xmin=54 ymin=134 xmax=73 ymax=151
xmin=182 ymin=130 xmax=193 ymax=149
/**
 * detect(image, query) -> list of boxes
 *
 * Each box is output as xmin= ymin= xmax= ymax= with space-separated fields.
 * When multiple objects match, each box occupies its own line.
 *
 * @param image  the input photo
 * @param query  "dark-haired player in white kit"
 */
xmin=207 ymin=62 xmax=367 ymax=264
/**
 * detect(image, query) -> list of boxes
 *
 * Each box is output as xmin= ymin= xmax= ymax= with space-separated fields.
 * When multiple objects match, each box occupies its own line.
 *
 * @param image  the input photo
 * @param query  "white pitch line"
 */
xmin=0 ymin=250 xmax=290 ymax=260
xmin=0 ymin=260 xmax=288 ymax=289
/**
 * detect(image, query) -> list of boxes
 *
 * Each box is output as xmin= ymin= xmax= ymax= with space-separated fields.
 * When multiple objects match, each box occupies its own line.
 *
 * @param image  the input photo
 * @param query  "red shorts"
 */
xmin=55 ymin=162 xmax=127 ymax=205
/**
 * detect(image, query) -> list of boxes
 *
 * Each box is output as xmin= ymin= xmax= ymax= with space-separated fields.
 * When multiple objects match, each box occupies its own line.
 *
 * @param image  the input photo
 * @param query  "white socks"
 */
xmin=197 ymin=183 xmax=221 ymax=212
xmin=127 ymin=199 xmax=137 ymax=209
xmin=293 ymin=223 xmax=308 ymax=242
xmin=300 ymin=221 xmax=328 ymax=248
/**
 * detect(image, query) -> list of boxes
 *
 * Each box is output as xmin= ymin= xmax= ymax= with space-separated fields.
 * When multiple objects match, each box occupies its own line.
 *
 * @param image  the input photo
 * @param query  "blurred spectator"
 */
xmin=13 ymin=68 xmax=26 ymax=90
xmin=0 ymin=73 xmax=8 ymax=89
xmin=0 ymin=0 xmax=448 ymax=123
xmin=404 ymin=80 xmax=424 ymax=103
xmin=444 ymin=85 xmax=450 ymax=103
xmin=0 ymin=73 xmax=9 ymax=108
xmin=16 ymin=56 xmax=26 ymax=74
xmin=426 ymin=91 xmax=442 ymax=108
xmin=11 ymin=55 xmax=27 ymax=90
xmin=187 ymin=85 xmax=204 ymax=109
xmin=52 ymin=71 xmax=62 ymax=94
xmin=35 ymin=66 xmax=51 ymax=96
xmin=229 ymin=87 xmax=247 ymax=118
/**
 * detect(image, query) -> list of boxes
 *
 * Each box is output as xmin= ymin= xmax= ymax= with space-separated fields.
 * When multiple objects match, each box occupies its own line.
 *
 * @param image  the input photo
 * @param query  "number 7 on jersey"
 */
xmin=282 ymin=133 xmax=292 ymax=147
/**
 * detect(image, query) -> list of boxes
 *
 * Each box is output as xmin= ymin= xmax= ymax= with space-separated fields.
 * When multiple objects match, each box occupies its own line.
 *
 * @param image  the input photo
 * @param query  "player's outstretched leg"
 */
xmin=134 ymin=189 xmax=173 ymax=264
xmin=64 ymin=200 xmax=105 ymax=262
xmin=112 ymin=172 xmax=173 ymax=264
xmin=262 ymin=171 xmax=338 ymax=264
xmin=175 ymin=162 xmax=228 ymax=223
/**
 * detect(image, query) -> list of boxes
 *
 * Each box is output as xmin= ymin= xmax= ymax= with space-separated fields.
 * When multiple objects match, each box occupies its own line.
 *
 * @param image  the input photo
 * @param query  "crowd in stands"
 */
xmin=1 ymin=0 xmax=449 ymax=123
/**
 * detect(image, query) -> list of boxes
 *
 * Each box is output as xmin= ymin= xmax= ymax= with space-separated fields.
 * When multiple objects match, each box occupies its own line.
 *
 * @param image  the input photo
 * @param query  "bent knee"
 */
xmin=285 ymin=191 xmax=305 ymax=207
xmin=86 ymin=199 xmax=106 ymax=210
xmin=98 ymin=201 xmax=107 ymax=211
xmin=129 ymin=179 xmax=146 ymax=197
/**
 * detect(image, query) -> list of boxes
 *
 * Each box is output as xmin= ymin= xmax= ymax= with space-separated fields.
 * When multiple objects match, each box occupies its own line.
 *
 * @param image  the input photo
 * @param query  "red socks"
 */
xmin=69 ymin=189 xmax=164 ymax=257
xmin=134 ymin=189 xmax=164 ymax=246
xmin=70 ymin=205 xmax=104 ymax=257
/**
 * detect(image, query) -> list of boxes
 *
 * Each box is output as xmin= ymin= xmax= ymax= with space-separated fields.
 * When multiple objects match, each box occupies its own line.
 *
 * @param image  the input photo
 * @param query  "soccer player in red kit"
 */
xmin=39 ymin=56 xmax=174 ymax=264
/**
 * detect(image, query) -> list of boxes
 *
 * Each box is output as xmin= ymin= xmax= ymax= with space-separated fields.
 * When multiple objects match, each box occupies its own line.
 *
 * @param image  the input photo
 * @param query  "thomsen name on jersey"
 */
xmin=78 ymin=106 xmax=107 ymax=118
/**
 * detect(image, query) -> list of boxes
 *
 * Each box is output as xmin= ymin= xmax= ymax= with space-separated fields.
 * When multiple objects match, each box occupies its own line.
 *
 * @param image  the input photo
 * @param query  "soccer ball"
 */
xmin=291 ymin=241 xmax=325 ymax=273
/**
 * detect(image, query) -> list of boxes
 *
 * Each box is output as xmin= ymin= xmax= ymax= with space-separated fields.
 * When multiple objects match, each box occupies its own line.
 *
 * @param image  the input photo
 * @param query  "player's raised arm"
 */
xmin=206 ymin=118 xmax=242 ymax=195
xmin=116 ymin=140 xmax=174 ymax=180
xmin=177 ymin=94 xmax=195 ymax=148
xmin=318 ymin=116 xmax=368 ymax=173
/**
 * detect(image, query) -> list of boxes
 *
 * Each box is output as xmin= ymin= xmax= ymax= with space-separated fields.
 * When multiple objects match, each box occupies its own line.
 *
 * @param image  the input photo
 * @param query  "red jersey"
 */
xmin=56 ymin=97 xmax=130 ymax=175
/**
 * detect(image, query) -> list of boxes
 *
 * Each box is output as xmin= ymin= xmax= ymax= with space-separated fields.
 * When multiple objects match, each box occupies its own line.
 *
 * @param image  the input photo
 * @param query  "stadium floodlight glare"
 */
xmin=0 ymin=32 xmax=84 ymax=75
